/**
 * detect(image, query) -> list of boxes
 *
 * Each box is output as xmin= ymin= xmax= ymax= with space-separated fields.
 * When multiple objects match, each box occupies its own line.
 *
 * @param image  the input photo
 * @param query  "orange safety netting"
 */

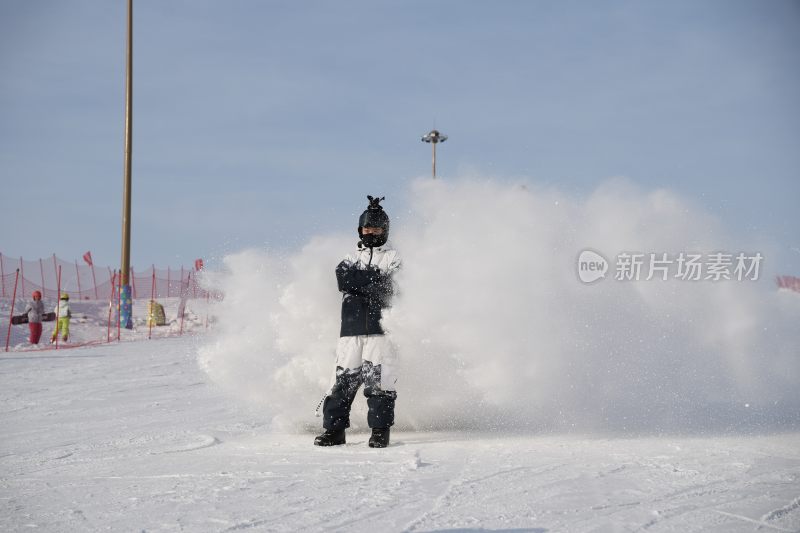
xmin=0 ymin=253 xmax=209 ymax=301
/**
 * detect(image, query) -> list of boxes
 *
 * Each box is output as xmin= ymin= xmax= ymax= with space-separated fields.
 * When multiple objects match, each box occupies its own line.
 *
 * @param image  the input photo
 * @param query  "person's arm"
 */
xmin=374 ymin=250 xmax=401 ymax=306
xmin=386 ymin=250 xmax=401 ymax=274
xmin=368 ymin=270 xmax=393 ymax=307
xmin=336 ymin=260 xmax=394 ymax=301
xmin=336 ymin=260 xmax=375 ymax=296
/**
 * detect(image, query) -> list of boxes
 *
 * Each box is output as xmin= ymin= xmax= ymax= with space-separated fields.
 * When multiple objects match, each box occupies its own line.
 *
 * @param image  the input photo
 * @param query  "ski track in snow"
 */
xmin=763 ymin=496 xmax=800 ymax=524
xmin=2 ymin=336 xmax=800 ymax=532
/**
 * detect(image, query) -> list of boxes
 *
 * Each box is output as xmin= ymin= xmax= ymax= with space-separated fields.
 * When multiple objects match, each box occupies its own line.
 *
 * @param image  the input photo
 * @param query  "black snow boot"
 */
xmin=314 ymin=428 xmax=345 ymax=447
xmin=368 ymin=427 xmax=390 ymax=448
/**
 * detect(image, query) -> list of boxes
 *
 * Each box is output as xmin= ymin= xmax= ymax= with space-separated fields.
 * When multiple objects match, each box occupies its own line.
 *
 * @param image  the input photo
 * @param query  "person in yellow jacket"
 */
xmin=51 ymin=293 xmax=72 ymax=343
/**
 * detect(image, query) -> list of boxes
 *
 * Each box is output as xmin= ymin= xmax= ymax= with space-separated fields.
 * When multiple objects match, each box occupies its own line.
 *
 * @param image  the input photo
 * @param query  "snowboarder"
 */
xmin=315 ymin=195 xmax=401 ymax=448
xmin=22 ymin=290 xmax=45 ymax=344
xmin=50 ymin=293 xmax=72 ymax=343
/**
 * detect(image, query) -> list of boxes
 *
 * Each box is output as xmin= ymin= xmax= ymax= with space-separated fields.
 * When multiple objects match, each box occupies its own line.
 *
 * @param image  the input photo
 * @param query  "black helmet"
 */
xmin=358 ymin=195 xmax=389 ymax=248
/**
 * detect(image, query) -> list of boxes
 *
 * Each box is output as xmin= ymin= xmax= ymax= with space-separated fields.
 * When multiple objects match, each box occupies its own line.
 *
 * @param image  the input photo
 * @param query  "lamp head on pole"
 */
xmin=421 ymin=129 xmax=448 ymax=144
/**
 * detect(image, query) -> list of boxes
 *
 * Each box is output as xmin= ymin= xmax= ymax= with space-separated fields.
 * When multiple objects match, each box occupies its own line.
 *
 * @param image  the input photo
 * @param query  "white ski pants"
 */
xmin=333 ymin=334 xmax=398 ymax=392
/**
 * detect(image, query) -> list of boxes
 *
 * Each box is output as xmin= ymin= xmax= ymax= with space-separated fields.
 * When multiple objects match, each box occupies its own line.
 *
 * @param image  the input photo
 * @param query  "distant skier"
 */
xmin=22 ymin=291 xmax=45 ymax=344
xmin=315 ymin=195 xmax=401 ymax=448
xmin=50 ymin=293 xmax=72 ymax=343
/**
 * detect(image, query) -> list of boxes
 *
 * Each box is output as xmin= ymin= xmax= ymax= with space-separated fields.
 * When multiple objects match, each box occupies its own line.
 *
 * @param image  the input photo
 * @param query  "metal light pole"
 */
xmin=421 ymin=129 xmax=447 ymax=178
xmin=120 ymin=0 xmax=134 ymax=329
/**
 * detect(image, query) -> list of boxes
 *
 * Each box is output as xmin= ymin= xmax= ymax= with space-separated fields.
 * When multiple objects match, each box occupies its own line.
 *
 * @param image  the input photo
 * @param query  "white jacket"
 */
xmin=336 ymin=245 xmax=401 ymax=337
xmin=54 ymin=301 xmax=72 ymax=319
xmin=24 ymin=300 xmax=45 ymax=323
xmin=342 ymin=245 xmax=401 ymax=274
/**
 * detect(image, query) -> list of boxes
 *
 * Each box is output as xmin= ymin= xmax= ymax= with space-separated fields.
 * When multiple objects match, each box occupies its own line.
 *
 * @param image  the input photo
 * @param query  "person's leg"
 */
xmin=322 ymin=336 xmax=365 ymax=431
xmin=62 ymin=318 xmax=69 ymax=341
xmin=32 ymin=322 xmax=42 ymax=344
xmin=361 ymin=335 xmax=398 ymax=430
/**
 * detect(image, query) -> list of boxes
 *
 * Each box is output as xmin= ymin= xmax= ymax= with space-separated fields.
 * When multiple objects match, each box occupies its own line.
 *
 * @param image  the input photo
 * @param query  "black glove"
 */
xmin=336 ymin=262 xmax=392 ymax=302
xmin=336 ymin=261 xmax=371 ymax=296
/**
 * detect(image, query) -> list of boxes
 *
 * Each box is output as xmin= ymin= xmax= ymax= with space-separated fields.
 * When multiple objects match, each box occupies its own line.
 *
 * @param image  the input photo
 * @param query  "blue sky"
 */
xmin=1 ymin=0 xmax=798 ymax=272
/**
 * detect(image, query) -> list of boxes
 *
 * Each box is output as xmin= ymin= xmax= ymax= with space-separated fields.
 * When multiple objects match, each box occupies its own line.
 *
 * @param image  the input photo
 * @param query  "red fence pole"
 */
xmin=52 ymin=254 xmax=58 ymax=293
xmin=107 ymin=270 xmax=117 ymax=342
xmin=91 ymin=263 xmax=98 ymax=300
xmin=20 ymin=257 xmax=25 ymax=298
xmin=75 ymin=260 xmax=82 ymax=299
xmin=0 ymin=253 xmax=5 ymax=298
xmin=179 ymin=272 xmax=190 ymax=336
xmin=148 ymin=266 xmax=156 ymax=340
xmin=39 ymin=258 xmax=45 ymax=295
xmin=54 ymin=265 xmax=62 ymax=350
xmin=4 ymin=269 xmax=20 ymax=352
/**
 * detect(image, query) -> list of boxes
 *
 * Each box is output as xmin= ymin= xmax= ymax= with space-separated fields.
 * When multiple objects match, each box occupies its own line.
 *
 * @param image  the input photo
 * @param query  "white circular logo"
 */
xmin=577 ymin=250 xmax=608 ymax=283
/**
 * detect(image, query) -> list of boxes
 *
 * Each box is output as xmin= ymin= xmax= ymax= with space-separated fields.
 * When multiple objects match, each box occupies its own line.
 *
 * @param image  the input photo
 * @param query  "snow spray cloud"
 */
xmin=199 ymin=177 xmax=800 ymax=433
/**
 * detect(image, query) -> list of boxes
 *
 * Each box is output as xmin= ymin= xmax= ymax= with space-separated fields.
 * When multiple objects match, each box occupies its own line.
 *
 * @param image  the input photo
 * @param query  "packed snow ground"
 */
xmin=2 ymin=336 xmax=799 ymax=532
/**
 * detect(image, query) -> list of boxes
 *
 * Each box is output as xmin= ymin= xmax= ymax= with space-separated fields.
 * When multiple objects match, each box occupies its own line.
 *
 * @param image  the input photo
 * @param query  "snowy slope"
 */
xmin=2 ymin=336 xmax=799 ymax=532
xmin=4 ymin=179 xmax=799 ymax=531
